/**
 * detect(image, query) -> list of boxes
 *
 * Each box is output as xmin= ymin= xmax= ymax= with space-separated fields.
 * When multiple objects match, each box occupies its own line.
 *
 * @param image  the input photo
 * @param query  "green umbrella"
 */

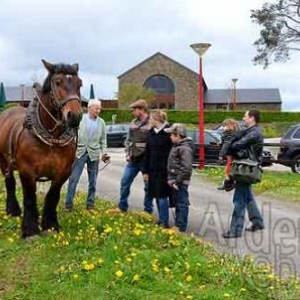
xmin=0 ymin=82 xmax=7 ymax=108
xmin=89 ymin=84 xmax=95 ymax=99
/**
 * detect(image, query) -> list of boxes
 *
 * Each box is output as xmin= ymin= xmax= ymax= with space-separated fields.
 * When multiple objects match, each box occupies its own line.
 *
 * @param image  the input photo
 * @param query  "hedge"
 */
xmin=101 ymin=109 xmax=300 ymax=124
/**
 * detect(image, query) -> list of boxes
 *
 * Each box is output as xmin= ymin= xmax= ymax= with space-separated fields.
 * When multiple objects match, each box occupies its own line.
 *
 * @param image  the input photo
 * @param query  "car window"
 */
xmin=292 ymin=126 xmax=300 ymax=139
xmin=205 ymin=132 xmax=218 ymax=144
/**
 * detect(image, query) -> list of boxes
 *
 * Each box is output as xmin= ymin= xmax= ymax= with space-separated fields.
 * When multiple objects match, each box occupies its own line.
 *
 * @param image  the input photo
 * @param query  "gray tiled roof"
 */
xmin=5 ymin=86 xmax=34 ymax=102
xmin=4 ymin=85 xmax=88 ymax=103
xmin=205 ymin=88 xmax=282 ymax=104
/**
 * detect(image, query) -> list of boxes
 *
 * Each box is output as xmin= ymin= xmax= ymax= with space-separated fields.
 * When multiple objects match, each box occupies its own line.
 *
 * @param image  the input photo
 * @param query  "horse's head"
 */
xmin=42 ymin=59 xmax=83 ymax=128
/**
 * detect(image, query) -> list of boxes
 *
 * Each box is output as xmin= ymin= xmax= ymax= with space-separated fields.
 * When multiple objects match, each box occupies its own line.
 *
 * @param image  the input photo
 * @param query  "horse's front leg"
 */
xmin=41 ymin=181 xmax=64 ymax=232
xmin=0 ymin=155 xmax=21 ymax=216
xmin=19 ymin=174 xmax=39 ymax=238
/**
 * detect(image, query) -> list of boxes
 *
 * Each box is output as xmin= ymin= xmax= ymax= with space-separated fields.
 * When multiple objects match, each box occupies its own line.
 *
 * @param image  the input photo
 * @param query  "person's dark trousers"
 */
xmin=118 ymin=161 xmax=153 ymax=213
xmin=229 ymin=182 xmax=263 ymax=235
xmin=156 ymin=197 xmax=169 ymax=227
xmin=173 ymin=183 xmax=190 ymax=232
xmin=247 ymin=188 xmax=264 ymax=228
xmin=65 ymin=151 xmax=99 ymax=207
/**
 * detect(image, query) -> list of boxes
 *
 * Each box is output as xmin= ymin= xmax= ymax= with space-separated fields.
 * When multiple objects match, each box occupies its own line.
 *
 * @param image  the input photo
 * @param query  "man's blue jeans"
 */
xmin=157 ymin=197 xmax=169 ymax=227
xmin=65 ymin=151 xmax=99 ymax=207
xmin=173 ymin=183 xmax=190 ymax=232
xmin=118 ymin=161 xmax=153 ymax=213
xmin=230 ymin=182 xmax=264 ymax=234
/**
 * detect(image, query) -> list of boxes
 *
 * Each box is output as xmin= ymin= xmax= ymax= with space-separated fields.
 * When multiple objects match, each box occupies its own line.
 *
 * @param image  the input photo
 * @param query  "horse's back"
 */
xmin=0 ymin=106 xmax=26 ymax=152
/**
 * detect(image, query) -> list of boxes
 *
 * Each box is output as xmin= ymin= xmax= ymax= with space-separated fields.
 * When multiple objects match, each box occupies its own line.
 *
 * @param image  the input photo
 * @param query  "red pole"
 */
xmin=199 ymin=56 xmax=205 ymax=169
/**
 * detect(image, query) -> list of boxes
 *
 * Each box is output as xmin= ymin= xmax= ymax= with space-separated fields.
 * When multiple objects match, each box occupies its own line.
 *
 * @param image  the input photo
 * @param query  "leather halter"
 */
xmin=50 ymin=77 xmax=80 ymax=109
xmin=24 ymin=83 xmax=78 ymax=147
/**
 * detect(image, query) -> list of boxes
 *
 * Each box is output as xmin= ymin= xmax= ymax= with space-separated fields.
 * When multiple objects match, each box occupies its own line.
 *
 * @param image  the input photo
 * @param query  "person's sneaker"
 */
xmin=217 ymin=185 xmax=226 ymax=190
xmin=155 ymin=221 xmax=170 ymax=229
xmin=217 ymin=179 xmax=233 ymax=191
xmin=86 ymin=204 xmax=95 ymax=210
xmin=245 ymin=224 xmax=265 ymax=232
xmin=106 ymin=208 xmax=126 ymax=214
xmin=64 ymin=204 xmax=73 ymax=212
xmin=222 ymin=231 xmax=242 ymax=239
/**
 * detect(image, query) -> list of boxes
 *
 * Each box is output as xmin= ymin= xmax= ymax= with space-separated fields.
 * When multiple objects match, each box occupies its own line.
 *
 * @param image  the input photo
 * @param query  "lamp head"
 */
xmin=190 ymin=43 xmax=211 ymax=57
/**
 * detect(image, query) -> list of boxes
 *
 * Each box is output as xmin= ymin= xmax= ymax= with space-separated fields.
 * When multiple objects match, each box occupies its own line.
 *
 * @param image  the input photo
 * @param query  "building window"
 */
xmin=144 ymin=75 xmax=175 ymax=94
xmin=144 ymin=75 xmax=175 ymax=109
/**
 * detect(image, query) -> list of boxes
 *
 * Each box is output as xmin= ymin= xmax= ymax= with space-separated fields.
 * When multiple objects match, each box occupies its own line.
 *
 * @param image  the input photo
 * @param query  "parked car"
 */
xmin=187 ymin=129 xmax=274 ymax=167
xmin=106 ymin=124 xmax=129 ymax=147
xmin=277 ymin=123 xmax=300 ymax=173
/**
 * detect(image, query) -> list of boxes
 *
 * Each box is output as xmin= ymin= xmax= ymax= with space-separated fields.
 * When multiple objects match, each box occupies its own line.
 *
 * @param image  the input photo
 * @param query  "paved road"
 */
xmin=78 ymin=147 xmax=300 ymax=277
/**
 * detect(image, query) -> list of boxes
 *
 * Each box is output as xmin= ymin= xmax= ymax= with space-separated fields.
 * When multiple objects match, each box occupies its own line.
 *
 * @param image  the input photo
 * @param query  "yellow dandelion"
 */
xmin=224 ymin=293 xmax=230 ymax=298
xmin=186 ymin=275 xmax=193 ymax=282
xmin=116 ymin=270 xmax=123 ymax=278
xmin=7 ymin=237 xmax=14 ymax=243
xmin=98 ymin=258 xmax=104 ymax=264
xmin=73 ymin=274 xmax=79 ymax=280
xmin=84 ymin=263 xmax=95 ymax=271
xmin=133 ymin=229 xmax=141 ymax=236
xmin=104 ymin=226 xmax=112 ymax=233
xmin=164 ymin=267 xmax=171 ymax=273
xmin=126 ymin=257 xmax=132 ymax=262
xmin=113 ymin=245 xmax=118 ymax=250
xmin=152 ymin=265 xmax=159 ymax=273
xmin=59 ymin=266 xmax=65 ymax=272
xmin=114 ymin=260 xmax=120 ymax=264
xmin=186 ymin=296 xmax=193 ymax=300
xmin=240 ymin=288 xmax=246 ymax=292
xmin=200 ymin=285 xmax=206 ymax=289
xmin=133 ymin=274 xmax=140 ymax=282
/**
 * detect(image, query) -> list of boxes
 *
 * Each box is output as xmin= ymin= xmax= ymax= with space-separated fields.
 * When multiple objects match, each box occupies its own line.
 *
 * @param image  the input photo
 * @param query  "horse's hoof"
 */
xmin=41 ymin=228 xmax=59 ymax=236
xmin=6 ymin=209 xmax=22 ymax=217
xmin=24 ymin=235 xmax=40 ymax=242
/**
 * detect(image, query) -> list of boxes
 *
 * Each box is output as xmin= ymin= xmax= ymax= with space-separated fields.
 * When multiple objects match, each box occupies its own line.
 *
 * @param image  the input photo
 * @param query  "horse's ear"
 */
xmin=72 ymin=63 xmax=79 ymax=73
xmin=42 ymin=59 xmax=54 ymax=72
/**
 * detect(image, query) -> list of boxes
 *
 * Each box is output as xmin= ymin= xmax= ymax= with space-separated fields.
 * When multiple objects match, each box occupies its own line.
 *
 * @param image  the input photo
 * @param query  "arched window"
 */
xmin=143 ymin=75 xmax=175 ymax=109
xmin=144 ymin=75 xmax=175 ymax=94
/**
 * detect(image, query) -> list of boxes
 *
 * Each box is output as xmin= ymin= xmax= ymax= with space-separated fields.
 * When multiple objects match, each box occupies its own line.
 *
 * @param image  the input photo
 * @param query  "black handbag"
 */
xmin=229 ymin=146 xmax=262 ymax=184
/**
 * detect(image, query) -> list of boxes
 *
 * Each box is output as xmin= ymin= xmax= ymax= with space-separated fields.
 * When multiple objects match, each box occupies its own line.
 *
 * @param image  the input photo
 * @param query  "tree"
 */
xmin=117 ymin=84 xmax=155 ymax=108
xmin=251 ymin=0 xmax=300 ymax=68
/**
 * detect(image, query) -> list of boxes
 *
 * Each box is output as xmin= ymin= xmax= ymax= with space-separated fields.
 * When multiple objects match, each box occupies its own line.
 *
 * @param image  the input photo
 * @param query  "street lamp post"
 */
xmin=232 ymin=78 xmax=238 ymax=111
xmin=190 ymin=43 xmax=211 ymax=169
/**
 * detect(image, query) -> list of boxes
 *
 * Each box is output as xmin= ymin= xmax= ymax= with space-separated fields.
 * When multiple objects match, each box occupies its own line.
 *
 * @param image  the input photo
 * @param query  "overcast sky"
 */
xmin=0 ymin=0 xmax=299 ymax=110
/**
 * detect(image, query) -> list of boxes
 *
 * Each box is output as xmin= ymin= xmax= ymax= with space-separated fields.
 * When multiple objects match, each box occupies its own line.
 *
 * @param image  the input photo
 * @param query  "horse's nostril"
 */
xmin=67 ymin=112 xmax=82 ymax=128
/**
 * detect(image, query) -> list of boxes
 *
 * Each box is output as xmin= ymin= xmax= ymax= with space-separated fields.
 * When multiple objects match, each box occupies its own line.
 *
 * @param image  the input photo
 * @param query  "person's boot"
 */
xmin=217 ymin=179 xmax=231 ymax=190
xmin=224 ymin=179 xmax=235 ymax=192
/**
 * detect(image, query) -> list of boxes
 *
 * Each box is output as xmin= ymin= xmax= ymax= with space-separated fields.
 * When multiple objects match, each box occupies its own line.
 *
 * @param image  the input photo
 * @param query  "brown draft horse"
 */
xmin=0 ymin=60 xmax=82 ymax=238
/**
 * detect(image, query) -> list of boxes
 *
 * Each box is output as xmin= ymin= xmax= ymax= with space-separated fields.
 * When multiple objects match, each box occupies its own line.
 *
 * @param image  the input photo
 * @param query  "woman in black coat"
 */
xmin=142 ymin=110 xmax=173 ymax=228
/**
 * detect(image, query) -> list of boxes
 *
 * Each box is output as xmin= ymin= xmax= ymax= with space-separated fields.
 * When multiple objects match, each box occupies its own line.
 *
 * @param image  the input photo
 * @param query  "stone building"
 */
xmin=118 ymin=52 xmax=282 ymax=111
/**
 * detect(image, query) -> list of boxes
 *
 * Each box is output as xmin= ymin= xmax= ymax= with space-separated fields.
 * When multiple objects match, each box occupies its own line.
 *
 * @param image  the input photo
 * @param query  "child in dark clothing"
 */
xmin=217 ymin=118 xmax=239 ymax=191
xmin=165 ymin=123 xmax=193 ymax=232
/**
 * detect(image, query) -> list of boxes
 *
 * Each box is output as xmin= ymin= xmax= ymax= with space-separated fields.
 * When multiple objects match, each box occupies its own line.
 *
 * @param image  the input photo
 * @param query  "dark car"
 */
xmin=106 ymin=124 xmax=129 ymax=147
xmin=187 ymin=129 xmax=274 ymax=167
xmin=277 ymin=123 xmax=300 ymax=173
xmin=187 ymin=129 xmax=223 ymax=165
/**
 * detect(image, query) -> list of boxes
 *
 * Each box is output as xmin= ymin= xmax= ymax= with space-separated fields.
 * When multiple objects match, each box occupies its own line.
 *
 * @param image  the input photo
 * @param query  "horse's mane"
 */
xmin=42 ymin=63 xmax=78 ymax=93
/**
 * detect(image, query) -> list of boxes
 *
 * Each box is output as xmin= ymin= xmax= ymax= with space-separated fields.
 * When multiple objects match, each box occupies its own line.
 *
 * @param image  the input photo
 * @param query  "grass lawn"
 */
xmin=1 ymin=174 xmax=300 ymax=299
